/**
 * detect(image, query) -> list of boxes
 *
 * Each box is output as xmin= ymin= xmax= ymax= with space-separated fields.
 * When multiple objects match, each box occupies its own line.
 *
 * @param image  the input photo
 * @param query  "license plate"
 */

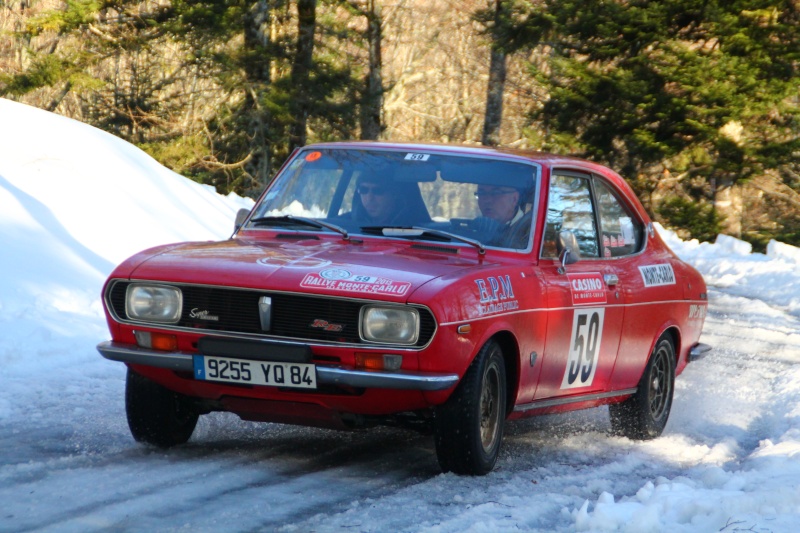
xmin=193 ymin=355 xmax=317 ymax=389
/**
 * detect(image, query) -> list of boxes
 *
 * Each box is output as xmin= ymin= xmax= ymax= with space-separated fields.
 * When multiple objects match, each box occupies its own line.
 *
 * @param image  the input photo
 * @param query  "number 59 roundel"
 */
xmin=561 ymin=308 xmax=605 ymax=389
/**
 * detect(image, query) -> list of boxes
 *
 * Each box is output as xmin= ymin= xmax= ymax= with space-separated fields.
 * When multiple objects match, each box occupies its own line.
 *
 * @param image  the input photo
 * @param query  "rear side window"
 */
xmin=594 ymin=180 xmax=644 ymax=257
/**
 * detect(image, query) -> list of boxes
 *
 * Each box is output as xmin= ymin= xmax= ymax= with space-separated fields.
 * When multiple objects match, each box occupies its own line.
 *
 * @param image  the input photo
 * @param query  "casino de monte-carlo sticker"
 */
xmin=567 ymin=272 xmax=607 ymax=305
xmin=300 ymin=268 xmax=411 ymax=296
xmin=639 ymin=264 xmax=676 ymax=287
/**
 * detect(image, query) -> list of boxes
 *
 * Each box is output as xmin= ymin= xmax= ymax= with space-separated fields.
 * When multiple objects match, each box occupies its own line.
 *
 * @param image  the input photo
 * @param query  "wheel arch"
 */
xmin=487 ymin=330 xmax=519 ymax=417
xmin=661 ymin=326 xmax=681 ymax=367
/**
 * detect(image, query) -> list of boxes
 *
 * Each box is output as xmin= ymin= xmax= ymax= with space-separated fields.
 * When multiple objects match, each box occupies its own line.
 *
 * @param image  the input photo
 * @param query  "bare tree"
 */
xmin=289 ymin=0 xmax=317 ymax=150
xmin=481 ymin=0 xmax=506 ymax=146
xmin=359 ymin=0 xmax=383 ymax=140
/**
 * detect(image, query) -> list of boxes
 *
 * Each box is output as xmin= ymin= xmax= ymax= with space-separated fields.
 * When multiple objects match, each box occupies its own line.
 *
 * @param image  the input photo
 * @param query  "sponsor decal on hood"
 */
xmin=300 ymin=268 xmax=412 ymax=296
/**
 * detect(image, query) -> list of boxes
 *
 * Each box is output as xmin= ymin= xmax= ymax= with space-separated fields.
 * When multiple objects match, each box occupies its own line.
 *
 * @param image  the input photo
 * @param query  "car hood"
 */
xmin=125 ymin=237 xmax=485 ymax=303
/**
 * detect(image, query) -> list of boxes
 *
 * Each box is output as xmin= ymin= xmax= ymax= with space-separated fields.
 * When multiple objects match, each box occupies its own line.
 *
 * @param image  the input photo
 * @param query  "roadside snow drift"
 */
xmin=2 ymin=97 xmax=800 ymax=532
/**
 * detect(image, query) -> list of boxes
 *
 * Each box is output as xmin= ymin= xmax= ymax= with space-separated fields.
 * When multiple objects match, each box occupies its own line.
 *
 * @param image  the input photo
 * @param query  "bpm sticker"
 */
xmin=639 ymin=264 xmax=676 ymax=287
xmin=301 ymin=270 xmax=411 ymax=296
xmin=474 ymin=275 xmax=519 ymax=315
xmin=567 ymin=273 xmax=607 ymax=305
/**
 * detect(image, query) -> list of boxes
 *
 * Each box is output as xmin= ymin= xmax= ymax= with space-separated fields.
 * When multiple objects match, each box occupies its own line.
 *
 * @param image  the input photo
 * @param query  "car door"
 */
xmin=533 ymin=171 xmax=629 ymax=400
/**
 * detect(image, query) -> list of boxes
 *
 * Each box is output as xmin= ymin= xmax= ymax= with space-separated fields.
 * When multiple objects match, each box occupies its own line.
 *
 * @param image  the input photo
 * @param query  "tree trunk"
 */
xmin=359 ymin=0 xmax=383 ymax=140
xmin=289 ymin=0 xmax=317 ymax=151
xmin=481 ymin=0 xmax=506 ymax=147
xmin=243 ymin=0 xmax=272 ymax=186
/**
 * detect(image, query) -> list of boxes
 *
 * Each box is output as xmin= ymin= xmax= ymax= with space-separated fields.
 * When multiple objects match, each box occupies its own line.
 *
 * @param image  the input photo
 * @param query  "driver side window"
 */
xmin=542 ymin=174 xmax=599 ymax=258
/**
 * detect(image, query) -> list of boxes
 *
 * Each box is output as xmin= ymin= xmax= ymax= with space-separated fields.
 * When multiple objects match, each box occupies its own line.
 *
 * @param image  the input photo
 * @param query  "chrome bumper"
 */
xmin=689 ymin=342 xmax=712 ymax=362
xmin=96 ymin=341 xmax=459 ymax=392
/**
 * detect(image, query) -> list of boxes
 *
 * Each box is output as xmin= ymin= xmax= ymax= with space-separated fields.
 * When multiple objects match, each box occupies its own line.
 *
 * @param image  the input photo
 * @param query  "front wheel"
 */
xmin=125 ymin=368 xmax=199 ymax=448
xmin=433 ymin=340 xmax=507 ymax=475
xmin=609 ymin=334 xmax=675 ymax=440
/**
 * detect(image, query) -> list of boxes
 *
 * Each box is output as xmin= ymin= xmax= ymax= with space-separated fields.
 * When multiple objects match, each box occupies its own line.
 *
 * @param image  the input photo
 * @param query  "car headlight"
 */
xmin=361 ymin=306 xmax=419 ymax=345
xmin=125 ymin=284 xmax=182 ymax=323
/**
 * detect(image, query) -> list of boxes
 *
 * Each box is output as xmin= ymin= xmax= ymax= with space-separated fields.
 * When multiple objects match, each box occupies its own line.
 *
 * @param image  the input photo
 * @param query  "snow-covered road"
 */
xmin=2 ymin=98 xmax=800 ymax=532
xmin=3 ymin=288 xmax=799 ymax=533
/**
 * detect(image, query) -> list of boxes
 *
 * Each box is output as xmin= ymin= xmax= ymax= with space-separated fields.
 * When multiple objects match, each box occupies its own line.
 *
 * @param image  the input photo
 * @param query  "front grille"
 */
xmin=108 ymin=281 xmax=436 ymax=347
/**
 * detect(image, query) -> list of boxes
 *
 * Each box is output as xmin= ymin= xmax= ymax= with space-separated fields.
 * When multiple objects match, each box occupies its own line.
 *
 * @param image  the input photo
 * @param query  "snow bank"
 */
xmin=658 ymin=224 xmax=800 ymax=318
xmin=3 ymin=98 xmax=800 ymax=533
xmin=0 ymin=98 xmax=253 ymax=371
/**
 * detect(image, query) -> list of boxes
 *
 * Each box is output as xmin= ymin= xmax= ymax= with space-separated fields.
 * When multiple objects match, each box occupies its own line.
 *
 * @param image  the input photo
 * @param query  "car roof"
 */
xmin=302 ymin=141 xmax=613 ymax=173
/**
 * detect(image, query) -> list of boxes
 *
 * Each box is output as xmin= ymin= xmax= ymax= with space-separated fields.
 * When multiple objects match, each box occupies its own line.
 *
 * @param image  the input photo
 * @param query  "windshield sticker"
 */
xmin=475 ymin=275 xmax=519 ymax=315
xmin=305 ymin=151 xmax=322 ymax=162
xmin=404 ymin=153 xmax=430 ymax=161
xmin=257 ymin=255 xmax=331 ymax=269
xmin=301 ymin=271 xmax=411 ymax=296
xmin=568 ymin=273 xmax=607 ymax=305
xmin=639 ymin=264 xmax=676 ymax=287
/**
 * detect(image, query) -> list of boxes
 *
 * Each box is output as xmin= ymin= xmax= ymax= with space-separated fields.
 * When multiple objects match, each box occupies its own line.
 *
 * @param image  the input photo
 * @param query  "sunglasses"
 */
xmin=357 ymin=184 xmax=388 ymax=196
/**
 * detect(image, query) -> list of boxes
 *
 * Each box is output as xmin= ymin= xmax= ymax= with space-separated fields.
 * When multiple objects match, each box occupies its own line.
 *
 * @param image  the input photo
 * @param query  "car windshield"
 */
xmin=249 ymin=147 xmax=540 ymax=251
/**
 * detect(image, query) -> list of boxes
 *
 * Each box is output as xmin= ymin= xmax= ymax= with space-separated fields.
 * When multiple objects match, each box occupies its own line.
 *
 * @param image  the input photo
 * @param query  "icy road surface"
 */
xmin=3 ymin=288 xmax=800 ymax=533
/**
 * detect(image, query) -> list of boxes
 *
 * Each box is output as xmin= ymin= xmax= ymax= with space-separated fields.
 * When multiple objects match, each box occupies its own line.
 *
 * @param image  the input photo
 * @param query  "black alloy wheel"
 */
xmin=609 ymin=334 xmax=676 ymax=440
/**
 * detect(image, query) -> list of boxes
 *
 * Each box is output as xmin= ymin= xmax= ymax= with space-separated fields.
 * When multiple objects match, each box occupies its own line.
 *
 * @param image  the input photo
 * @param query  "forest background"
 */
xmin=1 ymin=0 xmax=798 ymax=249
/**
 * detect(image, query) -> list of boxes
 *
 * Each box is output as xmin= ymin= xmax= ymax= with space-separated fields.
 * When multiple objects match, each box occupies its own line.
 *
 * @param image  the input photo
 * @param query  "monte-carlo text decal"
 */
xmin=639 ymin=264 xmax=676 ymax=287
xmin=300 ymin=268 xmax=411 ymax=296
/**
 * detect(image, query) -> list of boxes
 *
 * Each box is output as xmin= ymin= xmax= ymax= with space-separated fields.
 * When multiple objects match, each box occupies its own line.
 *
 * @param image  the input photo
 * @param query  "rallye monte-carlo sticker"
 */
xmin=301 ymin=268 xmax=411 ymax=296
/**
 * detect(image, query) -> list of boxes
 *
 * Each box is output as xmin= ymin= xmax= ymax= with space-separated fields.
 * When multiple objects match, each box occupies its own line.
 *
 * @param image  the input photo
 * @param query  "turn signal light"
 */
xmin=355 ymin=353 xmax=402 ymax=371
xmin=135 ymin=331 xmax=178 ymax=351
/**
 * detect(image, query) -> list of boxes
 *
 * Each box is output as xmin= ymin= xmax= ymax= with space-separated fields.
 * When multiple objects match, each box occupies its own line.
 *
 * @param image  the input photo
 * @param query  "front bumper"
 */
xmin=97 ymin=341 xmax=459 ymax=392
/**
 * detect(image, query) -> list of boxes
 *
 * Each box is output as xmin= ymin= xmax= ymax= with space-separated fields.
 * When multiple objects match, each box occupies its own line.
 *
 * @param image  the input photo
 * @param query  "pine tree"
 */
xmin=524 ymin=0 xmax=800 ymax=242
xmin=1 ymin=0 xmax=362 ymax=196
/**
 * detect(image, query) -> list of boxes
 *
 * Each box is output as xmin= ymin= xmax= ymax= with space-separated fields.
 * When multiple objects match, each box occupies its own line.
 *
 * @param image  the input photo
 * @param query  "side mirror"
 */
xmin=557 ymin=230 xmax=581 ymax=270
xmin=234 ymin=208 xmax=251 ymax=233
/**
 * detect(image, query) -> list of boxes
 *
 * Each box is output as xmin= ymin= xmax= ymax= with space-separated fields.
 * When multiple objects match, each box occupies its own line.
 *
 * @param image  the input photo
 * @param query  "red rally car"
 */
xmin=98 ymin=142 xmax=710 ymax=475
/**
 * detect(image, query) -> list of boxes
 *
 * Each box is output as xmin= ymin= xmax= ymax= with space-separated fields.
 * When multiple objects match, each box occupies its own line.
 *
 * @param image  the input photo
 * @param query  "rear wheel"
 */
xmin=609 ymin=334 xmax=675 ymax=439
xmin=433 ymin=340 xmax=507 ymax=475
xmin=125 ymin=368 xmax=199 ymax=448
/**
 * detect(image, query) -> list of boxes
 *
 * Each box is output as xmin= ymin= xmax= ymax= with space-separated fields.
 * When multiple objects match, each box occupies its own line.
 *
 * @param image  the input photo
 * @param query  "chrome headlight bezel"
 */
xmin=125 ymin=283 xmax=183 ymax=324
xmin=360 ymin=305 xmax=420 ymax=345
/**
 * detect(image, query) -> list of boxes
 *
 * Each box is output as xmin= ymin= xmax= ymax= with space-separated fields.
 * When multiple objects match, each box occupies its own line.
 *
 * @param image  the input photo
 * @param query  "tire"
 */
xmin=125 ymin=368 xmax=199 ymax=448
xmin=433 ymin=340 xmax=507 ymax=475
xmin=609 ymin=334 xmax=675 ymax=440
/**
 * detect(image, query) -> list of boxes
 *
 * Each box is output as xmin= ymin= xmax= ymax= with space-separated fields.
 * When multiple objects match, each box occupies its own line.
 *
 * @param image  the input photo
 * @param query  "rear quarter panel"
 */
xmin=610 ymin=230 xmax=707 ymax=390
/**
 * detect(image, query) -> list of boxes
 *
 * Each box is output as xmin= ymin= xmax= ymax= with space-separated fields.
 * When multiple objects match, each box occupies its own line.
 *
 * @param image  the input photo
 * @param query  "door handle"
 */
xmin=604 ymin=274 xmax=619 ymax=286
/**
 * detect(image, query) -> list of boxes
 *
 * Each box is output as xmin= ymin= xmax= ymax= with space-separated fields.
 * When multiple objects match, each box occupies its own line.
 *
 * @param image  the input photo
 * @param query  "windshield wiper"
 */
xmin=362 ymin=226 xmax=486 ymax=255
xmin=249 ymin=215 xmax=350 ymax=240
